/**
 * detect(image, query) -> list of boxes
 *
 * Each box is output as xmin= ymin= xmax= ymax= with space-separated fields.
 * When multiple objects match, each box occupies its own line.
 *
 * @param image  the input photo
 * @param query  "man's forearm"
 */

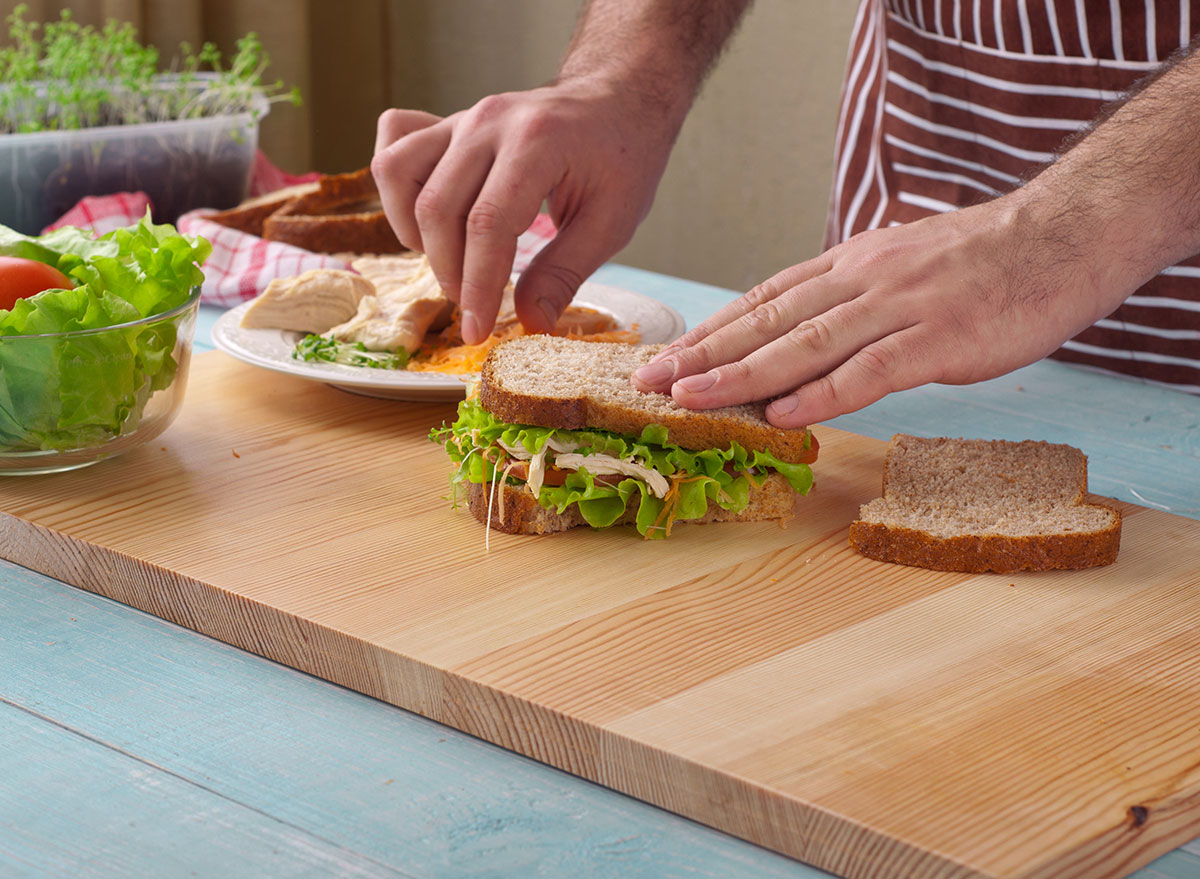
xmin=1018 ymin=39 xmax=1200 ymax=296
xmin=556 ymin=0 xmax=753 ymax=130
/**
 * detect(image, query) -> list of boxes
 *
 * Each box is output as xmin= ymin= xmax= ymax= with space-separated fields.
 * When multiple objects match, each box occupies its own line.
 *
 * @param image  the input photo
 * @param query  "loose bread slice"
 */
xmin=207 ymin=181 xmax=320 ymax=235
xmin=479 ymin=336 xmax=814 ymax=463
xmin=468 ymin=471 xmax=799 ymax=535
xmin=261 ymin=168 xmax=405 ymax=254
xmin=848 ymin=434 xmax=1121 ymax=573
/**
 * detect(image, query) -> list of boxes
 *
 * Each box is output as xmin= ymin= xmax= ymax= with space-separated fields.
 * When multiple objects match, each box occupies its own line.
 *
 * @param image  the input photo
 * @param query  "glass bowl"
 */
xmin=0 ymin=287 xmax=201 ymax=475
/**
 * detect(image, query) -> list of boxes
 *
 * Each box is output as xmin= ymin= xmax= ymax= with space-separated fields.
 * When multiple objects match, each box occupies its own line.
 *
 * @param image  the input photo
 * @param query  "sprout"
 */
xmin=0 ymin=5 xmax=301 ymax=134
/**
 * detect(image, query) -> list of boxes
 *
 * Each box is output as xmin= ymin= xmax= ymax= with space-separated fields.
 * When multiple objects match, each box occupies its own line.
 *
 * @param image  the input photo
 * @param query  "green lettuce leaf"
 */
xmin=0 ymin=213 xmax=211 ymax=452
xmin=430 ymin=397 xmax=815 ymax=539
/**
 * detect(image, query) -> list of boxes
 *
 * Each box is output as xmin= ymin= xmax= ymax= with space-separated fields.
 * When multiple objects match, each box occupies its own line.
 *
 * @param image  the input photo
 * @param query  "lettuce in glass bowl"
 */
xmin=0 ymin=214 xmax=211 ymax=474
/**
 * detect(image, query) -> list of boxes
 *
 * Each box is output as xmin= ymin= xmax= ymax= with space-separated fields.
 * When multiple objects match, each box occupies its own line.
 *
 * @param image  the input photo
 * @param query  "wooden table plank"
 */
xmin=0 ymin=559 xmax=829 ymax=879
xmin=0 ymin=700 xmax=408 ymax=878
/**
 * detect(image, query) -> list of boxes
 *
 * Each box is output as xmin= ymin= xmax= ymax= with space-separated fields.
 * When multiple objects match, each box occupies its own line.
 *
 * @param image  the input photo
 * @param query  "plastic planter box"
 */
xmin=0 ymin=83 xmax=268 ymax=234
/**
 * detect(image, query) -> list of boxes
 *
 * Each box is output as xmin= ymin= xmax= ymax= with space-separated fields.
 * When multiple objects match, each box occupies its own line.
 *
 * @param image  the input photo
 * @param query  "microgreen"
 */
xmin=0 ymin=5 xmax=301 ymax=135
xmin=292 ymin=334 xmax=411 ymax=370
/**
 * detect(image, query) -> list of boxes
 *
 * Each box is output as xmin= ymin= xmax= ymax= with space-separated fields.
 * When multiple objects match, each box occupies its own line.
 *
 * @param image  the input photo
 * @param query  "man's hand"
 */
xmin=371 ymin=81 xmax=675 ymax=344
xmin=635 ymin=36 xmax=1200 ymax=428
xmin=371 ymin=0 xmax=752 ymax=345
xmin=631 ymin=194 xmax=1142 ymax=427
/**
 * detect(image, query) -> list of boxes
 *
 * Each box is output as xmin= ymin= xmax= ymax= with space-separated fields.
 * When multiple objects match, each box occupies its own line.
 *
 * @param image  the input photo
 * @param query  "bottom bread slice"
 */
xmin=466 ymin=471 xmax=799 ymax=536
xmin=848 ymin=520 xmax=1120 ymax=573
xmin=848 ymin=434 xmax=1122 ymax=573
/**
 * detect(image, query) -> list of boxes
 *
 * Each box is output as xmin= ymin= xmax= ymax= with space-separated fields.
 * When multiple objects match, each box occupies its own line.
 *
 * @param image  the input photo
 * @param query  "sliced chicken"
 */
xmin=240 ymin=269 xmax=373 ymax=333
xmin=356 ymin=254 xmax=442 ymax=302
xmin=242 ymin=253 xmax=532 ymax=353
xmin=328 ymin=293 xmax=448 ymax=353
xmin=327 ymin=257 xmax=453 ymax=353
xmin=351 ymin=253 xmax=429 ymax=291
xmin=553 ymin=452 xmax=671 ymax=498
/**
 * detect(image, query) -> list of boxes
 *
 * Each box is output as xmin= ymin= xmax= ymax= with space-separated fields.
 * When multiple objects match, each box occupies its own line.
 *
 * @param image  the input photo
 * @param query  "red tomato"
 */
xmin=0 ymin=257 xmax=73 ymax=310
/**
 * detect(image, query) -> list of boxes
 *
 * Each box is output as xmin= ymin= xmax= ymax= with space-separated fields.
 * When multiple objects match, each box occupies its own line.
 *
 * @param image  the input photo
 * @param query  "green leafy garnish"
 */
xmin=430 ymin=398 xmax=814 ymax=539
xmin=292 ymin=334 xmax=409 ymax=370
xmin=0 ymin=212 xmax=211 ymax=452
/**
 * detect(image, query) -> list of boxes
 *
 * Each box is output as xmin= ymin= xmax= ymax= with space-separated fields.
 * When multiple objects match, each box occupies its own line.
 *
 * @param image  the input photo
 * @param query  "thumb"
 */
xmin=514 ymin=212 xmax=628 ymax=333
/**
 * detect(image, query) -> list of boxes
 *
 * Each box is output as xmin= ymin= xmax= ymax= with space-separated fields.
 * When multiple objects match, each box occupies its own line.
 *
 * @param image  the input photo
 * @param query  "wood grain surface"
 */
xmin=2 ymin=351 xmax=1198 ymax=879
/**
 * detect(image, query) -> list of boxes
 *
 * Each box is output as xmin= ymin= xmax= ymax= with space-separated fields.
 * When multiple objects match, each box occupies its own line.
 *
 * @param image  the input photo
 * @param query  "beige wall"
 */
xmin=381 ymin=0 xmax=858 ymax=292
xmin=641 ymin=1 xmax=858 ymax=290
xmin=2 ymin=0 xmax=857 ymax=292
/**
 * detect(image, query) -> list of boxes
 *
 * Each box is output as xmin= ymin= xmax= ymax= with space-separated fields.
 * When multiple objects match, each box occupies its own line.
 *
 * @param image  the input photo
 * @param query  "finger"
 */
xmin=415 ymin=139 xmax=500 ymax=306
xmin=655 ymin=252 xmax=833 ymax=356
xmin=457 ymin=153 xmax=560 ymax=344
xmin=374 ymin=108 xmax=442 ymax=153
xmin=766 ymin=326 xmax=941 ymax=427
xmin=512 ymin=208 xmax=625 ymax=336
xmin=631 ymin=254 xmax=838 ymax=393
xmin=668 ymin=294 xmax=907 ymax=410
xmin=371 ymin=122 xmax=454 ymax=253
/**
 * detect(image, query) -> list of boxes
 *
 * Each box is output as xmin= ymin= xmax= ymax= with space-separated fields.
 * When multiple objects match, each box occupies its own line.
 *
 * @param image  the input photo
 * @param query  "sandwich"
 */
xmin=430 ymin=335 xmax=819 ymax=539
xmin=849 ymin=434 xmax=1121 ymax=572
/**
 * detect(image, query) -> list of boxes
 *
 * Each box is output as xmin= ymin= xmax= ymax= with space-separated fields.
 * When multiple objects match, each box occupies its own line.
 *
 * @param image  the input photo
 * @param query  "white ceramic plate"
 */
xmin=210 ymin=282 xmax=686 ymax=401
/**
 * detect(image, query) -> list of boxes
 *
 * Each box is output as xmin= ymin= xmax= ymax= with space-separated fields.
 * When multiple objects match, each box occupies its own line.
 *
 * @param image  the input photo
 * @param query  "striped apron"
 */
xmin=827 ymin=0 xmax=1200 ymax=392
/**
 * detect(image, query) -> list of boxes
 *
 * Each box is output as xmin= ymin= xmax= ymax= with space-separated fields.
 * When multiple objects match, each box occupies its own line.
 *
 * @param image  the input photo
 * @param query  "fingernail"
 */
xmin=768 ymin=395 xmax=798 ymax=417
xmin=461 ymin=310 xmax=480 ymax=344
xmin=537 ymin=297 xmax=558 ymax=328
xmin=634 ymin=359 xmax=675 ymax=386
xmin=675 ymin=371 xmax=717 ymax=394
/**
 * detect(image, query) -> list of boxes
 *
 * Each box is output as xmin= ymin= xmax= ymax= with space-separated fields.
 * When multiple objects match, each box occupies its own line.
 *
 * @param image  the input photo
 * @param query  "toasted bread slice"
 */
xmin=479 ymin=335 xmax=815 ymax=463
xmin=207 ymin=182 xmax=320 ymax=236
xmin=468 ymin=471 xmax=799 ymax=535
xmin=261 ymin=168 xmax=405 ymax=254
xmin=849 ymin=434 xmax=1121 ymax=573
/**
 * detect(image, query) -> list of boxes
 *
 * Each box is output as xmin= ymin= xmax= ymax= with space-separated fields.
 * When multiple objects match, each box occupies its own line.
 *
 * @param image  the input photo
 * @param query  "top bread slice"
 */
xmin=478 ymin=335 xmax=815 ymax=463
xmin=848 ymin=434 xmax=1121 ymax=573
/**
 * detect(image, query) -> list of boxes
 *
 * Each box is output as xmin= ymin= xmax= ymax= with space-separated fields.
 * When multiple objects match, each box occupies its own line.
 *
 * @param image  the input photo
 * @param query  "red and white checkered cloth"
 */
xmin=44 ymin=151 xmax=557 ymax=308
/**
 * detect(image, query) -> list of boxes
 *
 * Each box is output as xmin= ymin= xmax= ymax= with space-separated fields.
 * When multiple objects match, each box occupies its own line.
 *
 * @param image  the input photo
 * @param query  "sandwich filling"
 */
xmin=432 ymin=397 xmax=817 ymax=538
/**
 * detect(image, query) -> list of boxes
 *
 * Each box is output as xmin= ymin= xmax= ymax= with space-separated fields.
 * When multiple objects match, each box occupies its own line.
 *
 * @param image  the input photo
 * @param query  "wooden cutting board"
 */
xmin=3 ymin=351 xmax=1199 ymax=879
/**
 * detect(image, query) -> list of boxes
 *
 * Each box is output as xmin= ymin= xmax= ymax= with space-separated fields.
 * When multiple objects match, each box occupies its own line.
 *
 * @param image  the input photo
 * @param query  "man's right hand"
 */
xmin=371 ymin=79 xmax=677 ymax=344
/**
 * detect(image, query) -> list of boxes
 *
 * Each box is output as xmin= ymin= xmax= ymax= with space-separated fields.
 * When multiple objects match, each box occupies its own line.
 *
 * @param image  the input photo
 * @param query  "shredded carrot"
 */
xmin=645 ymin=474 xmax=708 ymax=539
xmin=406 ymin=308 xmax=641 ymax=375
xmin=406 ymin=321 xmax=524 ymax=373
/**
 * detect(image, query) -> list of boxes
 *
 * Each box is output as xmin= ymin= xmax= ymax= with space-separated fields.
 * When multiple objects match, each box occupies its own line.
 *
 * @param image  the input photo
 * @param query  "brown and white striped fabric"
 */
xmin=827 ymin=0 xmax=1200 ymax=392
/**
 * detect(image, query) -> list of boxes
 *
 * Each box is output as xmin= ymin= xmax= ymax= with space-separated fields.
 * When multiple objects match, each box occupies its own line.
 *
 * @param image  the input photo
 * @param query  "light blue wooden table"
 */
xmin=3 ymin=264 xmax=1199 ymax=879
